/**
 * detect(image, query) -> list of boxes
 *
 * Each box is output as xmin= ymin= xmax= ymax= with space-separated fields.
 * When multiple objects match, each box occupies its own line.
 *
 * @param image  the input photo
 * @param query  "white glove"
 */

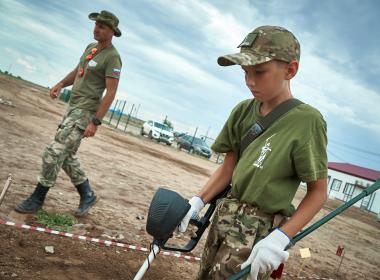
xmin=178 ymin=196 xmax=205 ymax=232
xmin=241 ymin=229 xmax=290 ymax=280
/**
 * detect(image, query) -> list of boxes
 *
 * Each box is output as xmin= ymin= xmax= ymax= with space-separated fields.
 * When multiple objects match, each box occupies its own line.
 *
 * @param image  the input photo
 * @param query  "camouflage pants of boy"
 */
xmin=37 ymin=107 xmax=92 ymax=188
xmin=197 ymin=197 xmax=280 ymax=280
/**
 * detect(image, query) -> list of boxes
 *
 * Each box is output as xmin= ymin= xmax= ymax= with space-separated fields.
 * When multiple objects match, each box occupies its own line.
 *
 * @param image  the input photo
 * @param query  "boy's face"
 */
xmin=242 ymin=60 xmax=298 ymax=102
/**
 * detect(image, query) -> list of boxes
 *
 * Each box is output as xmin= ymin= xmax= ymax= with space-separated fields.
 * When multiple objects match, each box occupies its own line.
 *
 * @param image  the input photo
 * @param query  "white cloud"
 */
xmin=186 ymin=1 xmax=249 ymax=50
xmin=151 ymin=0 xmax=251 ymax=50
xmin=1 ymin=0 xmax=379 ymax=169
xmin=293 ymin=38 xmax=380 ymax=136
xmin=16 ymin=57 xmax=37 ymax=72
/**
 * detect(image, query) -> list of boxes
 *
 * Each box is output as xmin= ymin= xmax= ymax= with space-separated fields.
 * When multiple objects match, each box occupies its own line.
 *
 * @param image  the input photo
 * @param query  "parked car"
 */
xmin=176 ymin=135 xmax=212 ymax=159
xmin=140 ymin=120 xmax=174 ymax=145
xmin=173 ymin=131 xmax=186 ymax=140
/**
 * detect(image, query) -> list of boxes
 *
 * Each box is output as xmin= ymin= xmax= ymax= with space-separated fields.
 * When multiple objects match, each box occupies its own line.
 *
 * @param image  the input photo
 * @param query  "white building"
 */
xmin=327 ymin=162 xmax=380 ymax=214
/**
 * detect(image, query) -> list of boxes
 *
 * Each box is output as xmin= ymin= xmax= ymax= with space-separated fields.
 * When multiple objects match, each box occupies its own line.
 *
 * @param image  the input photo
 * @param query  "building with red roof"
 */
xmin=327 ymin=162 xmax=380 ymax=214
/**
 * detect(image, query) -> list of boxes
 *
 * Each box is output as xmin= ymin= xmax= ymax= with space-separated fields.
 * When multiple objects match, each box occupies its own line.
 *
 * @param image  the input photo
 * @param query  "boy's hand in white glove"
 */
xmin=241 ymin=228 xmax=290 ymax=280
xmin=178 ymin=196 xmax=205 ymax=232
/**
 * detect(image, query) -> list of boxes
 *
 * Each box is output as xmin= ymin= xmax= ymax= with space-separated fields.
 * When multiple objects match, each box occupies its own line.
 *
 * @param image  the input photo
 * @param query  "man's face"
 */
xmin=93 ymin=21 xmax=114 ymax=41
xmin=241 ymin=60 xmax=296 ymax=102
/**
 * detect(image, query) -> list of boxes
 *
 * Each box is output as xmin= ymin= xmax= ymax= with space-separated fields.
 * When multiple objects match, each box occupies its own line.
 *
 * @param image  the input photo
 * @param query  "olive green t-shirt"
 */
xmin=69 ymin=43 xmax=122 ymax=112
xmin=212 ymin=99 xmax=328 ymax=216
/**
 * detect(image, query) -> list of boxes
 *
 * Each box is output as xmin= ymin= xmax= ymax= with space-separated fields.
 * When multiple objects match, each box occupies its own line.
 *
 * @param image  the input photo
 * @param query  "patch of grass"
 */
xmin=36 ymin=209 xmax=77 ymax=232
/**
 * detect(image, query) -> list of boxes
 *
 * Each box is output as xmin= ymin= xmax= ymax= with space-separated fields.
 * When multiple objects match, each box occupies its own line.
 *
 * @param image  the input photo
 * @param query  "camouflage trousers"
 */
xmin=197 ymin=197 xmax=283 ymax=280
xmin=37 ymin=107 xmax=92 ymax=188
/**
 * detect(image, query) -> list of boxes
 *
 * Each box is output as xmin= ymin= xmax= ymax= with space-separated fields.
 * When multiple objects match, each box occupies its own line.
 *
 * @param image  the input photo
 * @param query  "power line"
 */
xmin=327 ymin=150 xmax=347 ymax=163
xmin=329 ymin=139 xmax=380 ymax=158
xmin=329 ymin=144 xmax=380 ymax=164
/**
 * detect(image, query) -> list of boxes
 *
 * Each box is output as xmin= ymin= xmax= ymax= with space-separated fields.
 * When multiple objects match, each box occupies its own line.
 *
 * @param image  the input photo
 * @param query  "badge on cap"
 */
xmin=238 ymin=32 xmax=258 ymax=48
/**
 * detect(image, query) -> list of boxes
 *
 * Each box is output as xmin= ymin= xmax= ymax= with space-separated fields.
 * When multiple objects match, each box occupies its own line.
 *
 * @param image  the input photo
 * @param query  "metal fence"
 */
xmin=104 ymin=99 xmax=224 ymax=164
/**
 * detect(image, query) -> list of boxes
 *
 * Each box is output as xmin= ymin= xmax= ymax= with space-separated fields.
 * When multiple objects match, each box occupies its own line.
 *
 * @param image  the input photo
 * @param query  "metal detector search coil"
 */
xmin=146 ymin=187 xmax=190 ymax=247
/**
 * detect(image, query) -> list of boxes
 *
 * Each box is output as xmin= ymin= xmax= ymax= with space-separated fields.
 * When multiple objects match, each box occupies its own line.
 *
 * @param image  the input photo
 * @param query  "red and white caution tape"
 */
xmin=0 ymin=218 xmax=200 ymax=262
xmin=0 ymin=219 xmax=337 ymax=279
xmin=282 ymin=273 xmax=335 ymax=280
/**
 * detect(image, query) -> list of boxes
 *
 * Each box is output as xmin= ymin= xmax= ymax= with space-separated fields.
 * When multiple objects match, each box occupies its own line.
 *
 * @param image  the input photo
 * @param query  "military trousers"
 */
xmin=197 ymin=197 xmax=285 ymax=280
xmin=38 ymin=107 xmax=92 ymax=188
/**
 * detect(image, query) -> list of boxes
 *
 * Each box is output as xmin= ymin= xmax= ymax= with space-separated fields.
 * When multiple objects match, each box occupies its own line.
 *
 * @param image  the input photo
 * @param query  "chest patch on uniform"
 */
xmin=88 ymin=60 xmax=97 ymax=67
xmin=238 ymin=32 xmax=258 ymax=48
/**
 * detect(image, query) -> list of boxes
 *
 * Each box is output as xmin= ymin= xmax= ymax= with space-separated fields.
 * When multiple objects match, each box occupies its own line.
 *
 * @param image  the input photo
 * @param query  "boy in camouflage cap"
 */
xmin=15 ymin=10 xmax=122 ymax=217
xmin=179 ymin=26 xmax=328 ymax=279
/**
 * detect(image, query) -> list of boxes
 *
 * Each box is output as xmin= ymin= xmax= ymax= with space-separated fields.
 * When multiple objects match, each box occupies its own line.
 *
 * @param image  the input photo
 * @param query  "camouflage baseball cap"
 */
xmin=218 ymin=26 xmax=300 ymax=66
xmin=89 ymin=10 xmax=121 ymax=37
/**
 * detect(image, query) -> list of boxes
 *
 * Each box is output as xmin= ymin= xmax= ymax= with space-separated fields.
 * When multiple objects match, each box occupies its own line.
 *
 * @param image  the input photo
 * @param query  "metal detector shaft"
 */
xmin=133 ymin=244 xmax=160 ymax=280
xmin=0 ymin=174 xmax=12 ymax=207
xmin=228 ymin=177 xmax=380 ymax=280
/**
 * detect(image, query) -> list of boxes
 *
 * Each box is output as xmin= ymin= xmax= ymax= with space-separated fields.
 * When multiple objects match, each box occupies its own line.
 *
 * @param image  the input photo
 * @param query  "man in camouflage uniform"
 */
xmin=179 ymin=26 xmax=328 ymax=280
xmin=15 ymin=11 xmax=122 ymax=217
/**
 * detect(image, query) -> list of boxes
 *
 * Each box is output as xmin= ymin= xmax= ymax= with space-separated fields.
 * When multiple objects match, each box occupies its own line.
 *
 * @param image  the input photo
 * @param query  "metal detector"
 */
xmin=134 ymin=185 xmax=231 ymax=279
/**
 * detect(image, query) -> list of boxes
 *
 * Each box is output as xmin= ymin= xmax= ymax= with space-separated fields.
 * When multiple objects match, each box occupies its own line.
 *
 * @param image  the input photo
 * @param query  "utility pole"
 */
xmin=205 ymin=126 xmax=211 ymax=139
xmin=135 ymin=103 xmax=141 ymax=118
xmin=189 ymin=126 xmax=198 ymax=154
xmin=159 ymin=115 xmax=168 ymax=140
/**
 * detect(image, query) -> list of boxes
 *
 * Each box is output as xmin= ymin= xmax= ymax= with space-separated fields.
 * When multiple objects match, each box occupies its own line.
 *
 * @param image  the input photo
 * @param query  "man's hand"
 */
xmin=49 ymin=66 xmax=78 ymax=99
xmin=178 ymin=196 xmax=205 ymax=232
xmin=83 ymin=122 xmax=98 ymax=138
xmin=50 ymin=82 xmax=64 ymax=99
xmin=241 ymin=229 xmax=290 ymax=280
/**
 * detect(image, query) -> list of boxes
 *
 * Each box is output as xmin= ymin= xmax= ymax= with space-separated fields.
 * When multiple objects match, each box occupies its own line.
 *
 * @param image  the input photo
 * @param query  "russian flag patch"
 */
xmin=112 ymin=68 xmax=121 ymax=75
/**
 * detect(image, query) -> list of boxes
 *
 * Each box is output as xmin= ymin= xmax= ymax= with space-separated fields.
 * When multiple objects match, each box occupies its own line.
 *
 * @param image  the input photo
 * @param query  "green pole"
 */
xmin=108 ymin=100 xmax=119 ymax=125
xmin=124 ymin=104 xmax=135 ymax=132
xmin=228 ymin=177 xmax=380 ymax=280
xmin=116 ymin=100 xmax=127 ymax=129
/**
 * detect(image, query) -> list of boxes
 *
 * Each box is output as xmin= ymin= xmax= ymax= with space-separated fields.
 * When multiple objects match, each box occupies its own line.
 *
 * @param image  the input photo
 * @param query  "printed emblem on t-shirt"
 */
xmin=253 ymin=134 xmax=276 ymax=169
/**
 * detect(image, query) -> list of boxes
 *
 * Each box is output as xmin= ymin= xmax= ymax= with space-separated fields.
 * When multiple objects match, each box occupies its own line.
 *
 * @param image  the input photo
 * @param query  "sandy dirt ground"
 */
xmin=0 ymin=74 xmax=379 ymax=280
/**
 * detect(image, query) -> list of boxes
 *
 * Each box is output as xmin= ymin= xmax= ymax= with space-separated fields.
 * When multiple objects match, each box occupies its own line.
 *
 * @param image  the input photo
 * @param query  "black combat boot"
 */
xmin=15 ymin=183 xmax=49 ymax=213
xmin=74 ymin=179 xmax=97 ymax=216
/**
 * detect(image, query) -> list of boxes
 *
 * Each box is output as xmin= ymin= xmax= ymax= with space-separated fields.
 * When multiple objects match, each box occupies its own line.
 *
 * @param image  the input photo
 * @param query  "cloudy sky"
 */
xmin=1 ymin=0 xmax=380 ymax=171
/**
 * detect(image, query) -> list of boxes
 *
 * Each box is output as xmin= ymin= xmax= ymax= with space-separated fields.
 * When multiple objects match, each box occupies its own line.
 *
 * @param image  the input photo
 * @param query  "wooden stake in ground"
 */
xmin=335 ymin=245 xmax=345 ymax=277
xmin=297 ymin=247 xmax=311 ymax=277
xmin=0 ymin=174 xmax=12 ymax=207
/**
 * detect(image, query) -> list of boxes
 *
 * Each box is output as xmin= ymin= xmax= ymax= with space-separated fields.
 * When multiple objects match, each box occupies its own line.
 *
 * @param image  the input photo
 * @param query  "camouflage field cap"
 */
xmin=218 ymin=26 xmax=300 ymax=66
xmin=89 ymin=10 xmax=121 ymax=37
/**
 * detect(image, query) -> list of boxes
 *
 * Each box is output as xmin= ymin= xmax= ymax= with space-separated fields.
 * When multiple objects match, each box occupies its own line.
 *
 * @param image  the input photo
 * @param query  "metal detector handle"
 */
xmin=162 ymin=185 xmax=231 ymax=253
xmin=189 ymin=184 xmax=231 ymax=226
xmin=228 ymin=178 xmax=380 ymax=280
xmin=188 ymin=184 xmax=232 ymax=228
xmin=188 ymin=185 xmax=232 ymax=243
